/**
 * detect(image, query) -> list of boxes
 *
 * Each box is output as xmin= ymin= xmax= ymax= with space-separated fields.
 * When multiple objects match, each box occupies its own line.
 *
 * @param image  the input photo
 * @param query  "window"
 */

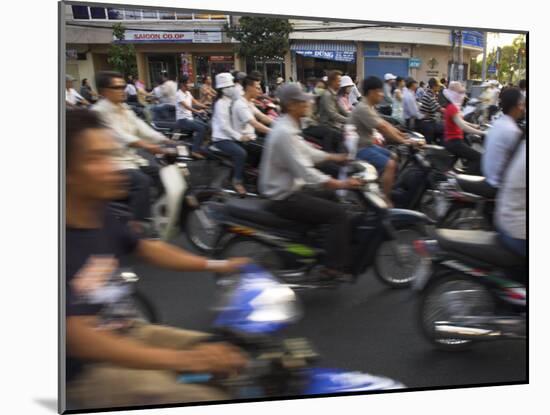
xmin=71 ymin=5 xmax=89 ymax=20
xmin=194 ymin=13 xmax=211 ymax=20
xmin=209 ymin=14 xmax=228 ymax=20
xmin=90 ymin=7 xmax=106 ymax=19
xmin=124 ymin=9 xmax=141 ymax=20
xmin=159 ymin=11 xmax=175 ymax=20
xmin=142 ymin=9 xmax=158 ymax=19
xmin=107 ymin=8 xmax=123 ymax=20
xmin=176 ymin=12 xmax=193 ymax=20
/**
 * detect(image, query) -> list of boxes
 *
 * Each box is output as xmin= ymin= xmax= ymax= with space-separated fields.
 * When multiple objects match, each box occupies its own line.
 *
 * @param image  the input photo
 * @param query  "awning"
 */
xmin=291 ymin=41 xmax=356 ymax=63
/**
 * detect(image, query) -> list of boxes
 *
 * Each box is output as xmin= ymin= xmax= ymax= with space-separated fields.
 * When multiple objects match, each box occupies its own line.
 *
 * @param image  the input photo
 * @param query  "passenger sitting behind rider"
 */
xmin=259 ymin=84 xmax=364 ymax=281
xmin=350 ymin=76 xmax=414 ymax=207
xmin=211 ymin=72 xmax=252 ymax=196
xmin=65 ymin=109 xmax=249 ymax=410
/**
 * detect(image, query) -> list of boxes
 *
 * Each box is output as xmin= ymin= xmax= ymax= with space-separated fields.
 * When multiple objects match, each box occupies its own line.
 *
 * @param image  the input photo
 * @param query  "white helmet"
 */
xmin=215 ymin=72 xmax=234 ymax=89
xmin=384 ymin=73 xmax=397 ymax=81
xmin=340 ymin=75 xmax=354 ymax=88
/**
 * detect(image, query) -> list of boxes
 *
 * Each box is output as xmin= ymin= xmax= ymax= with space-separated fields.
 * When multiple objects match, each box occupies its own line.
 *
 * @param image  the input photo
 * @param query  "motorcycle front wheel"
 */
xmin=374 ymin=225 xmax=428 ymax=288
xmin=183 ymin=193 xmax=226 ymax=253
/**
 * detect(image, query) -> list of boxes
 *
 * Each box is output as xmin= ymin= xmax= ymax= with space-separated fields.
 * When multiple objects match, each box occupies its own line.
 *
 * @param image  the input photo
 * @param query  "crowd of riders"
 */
xmin=64 ymin=66 xmax=526 ymax=408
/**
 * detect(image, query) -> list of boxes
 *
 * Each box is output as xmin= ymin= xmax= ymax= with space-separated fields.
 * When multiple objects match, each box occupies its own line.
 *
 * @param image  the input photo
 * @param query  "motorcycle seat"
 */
xmin=435 ymin=229 xmax=524 ymax=268
xmin=456 ymin=175 xmax=497 ymax=199
xmin=151 ymin=120 xmax=178 ymax=130
xmin=224 ymin=198 xmax=309 ymax=234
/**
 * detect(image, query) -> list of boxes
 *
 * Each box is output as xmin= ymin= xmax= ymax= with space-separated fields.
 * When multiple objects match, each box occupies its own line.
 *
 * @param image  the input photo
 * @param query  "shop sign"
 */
xmin=409 ymin=57 xmax=422 ymax=68
xmin=294 ymin=49 xmax=356 ymax=63
xmin=379 ymin=44 xmax=411 ymax=58
xmin=119 ymin=30 xmax=221 ymax=43
xmin=462 ymin=31 xmax=484 ymax=48
xmin=209 ymin=55 xmax=234 ymax=62
xmin=194 ymin=31 xmax=222 ymax=43
xmin=364 ymin=43 xmax=411 ymax=58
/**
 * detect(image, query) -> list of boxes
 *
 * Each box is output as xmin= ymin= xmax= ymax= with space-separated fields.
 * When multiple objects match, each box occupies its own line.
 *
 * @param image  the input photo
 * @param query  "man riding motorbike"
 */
xmin=65 ymin=109 xmax=250 ymax=409
xmin=92 ymin=71 xmax=174 ymax=233
xmin=482 ymin=87 xmax=526 ymax=189
xmin=350 ymin=76 xmax=414 ymax=207
xmin=258 ymin=84 xmax=363 ymax=281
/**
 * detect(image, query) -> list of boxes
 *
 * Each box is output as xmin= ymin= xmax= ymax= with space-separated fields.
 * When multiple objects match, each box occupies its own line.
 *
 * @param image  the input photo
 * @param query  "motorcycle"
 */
xmin=177 ymin=263 xmax=405 ymax=397
xmin=413 ymin=229 xmax=526 ymax=351
xmin=208 ymin=161 xmax=431 ymax=290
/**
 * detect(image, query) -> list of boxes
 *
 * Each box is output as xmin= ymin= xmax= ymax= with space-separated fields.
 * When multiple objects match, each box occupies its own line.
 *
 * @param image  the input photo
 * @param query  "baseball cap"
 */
xmin=384 ymin=73 xmax=397 ymax=81
xmin=66 ymin=74 xmax=75 ymax=82
xmin=277 ymin=83 xmax=313 ymax=106
xmin=276 ymin=77 xmax=284 ymax=85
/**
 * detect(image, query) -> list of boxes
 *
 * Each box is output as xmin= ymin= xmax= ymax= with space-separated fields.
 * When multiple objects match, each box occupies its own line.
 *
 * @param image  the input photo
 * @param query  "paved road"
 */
xmin=132 ymin=234 xmax=526 ymax=391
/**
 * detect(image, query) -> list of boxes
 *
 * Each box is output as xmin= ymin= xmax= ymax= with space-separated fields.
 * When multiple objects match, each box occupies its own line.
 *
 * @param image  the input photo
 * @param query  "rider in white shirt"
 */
xmin=175 ymin=76 xmax=209 ymax=159
xmin=482 ymin=88 xmax=525 ymax=188
xmin=66 ymin=75 xmax=90 ymax=108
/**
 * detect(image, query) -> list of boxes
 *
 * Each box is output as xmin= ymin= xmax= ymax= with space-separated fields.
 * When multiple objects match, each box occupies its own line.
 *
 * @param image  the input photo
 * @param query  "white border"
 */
xmin=2 ymin=1 xmax=543 ymax=414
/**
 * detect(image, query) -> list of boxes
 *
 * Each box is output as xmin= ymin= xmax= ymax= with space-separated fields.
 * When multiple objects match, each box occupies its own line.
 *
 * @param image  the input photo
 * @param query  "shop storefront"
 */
xmin=246 ymin=58 xmax=285 ymax=88
xmin=114 ymin=29 xmax=238 ymax=90
xmin=364 ymin=43 xmax=412 ymax=79
xmin=290 ymin=41 xmax=357 ymax=82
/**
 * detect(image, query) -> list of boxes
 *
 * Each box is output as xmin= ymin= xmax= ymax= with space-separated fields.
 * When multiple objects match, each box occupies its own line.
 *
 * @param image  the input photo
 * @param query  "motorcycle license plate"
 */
xmin=412 ymin=258 xmax=432 ymax=291
xmin=435 ymin=194 xmax=450 ymax=218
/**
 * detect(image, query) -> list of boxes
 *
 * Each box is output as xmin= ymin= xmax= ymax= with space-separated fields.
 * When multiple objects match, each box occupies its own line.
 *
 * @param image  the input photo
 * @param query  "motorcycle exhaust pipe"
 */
xmin=434 ymin=321 xmax=504 ymax=340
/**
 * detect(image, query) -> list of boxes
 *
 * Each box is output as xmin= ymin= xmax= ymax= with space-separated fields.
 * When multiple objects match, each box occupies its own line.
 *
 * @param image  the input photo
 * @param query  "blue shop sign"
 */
xmin=409 ymin=57 xmax=422 ymax=68
xmin=294 ymin=49 xmax=356 ymax=63
xmin=450 ymin=31 xmax=484 ymax=48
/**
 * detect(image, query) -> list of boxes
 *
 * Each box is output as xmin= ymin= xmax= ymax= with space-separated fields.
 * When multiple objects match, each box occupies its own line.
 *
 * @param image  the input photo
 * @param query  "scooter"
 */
xmin=177 ymin=264 xmax=405 ymax=397
xmin=413 ymin=229 xmax=525 ymax=351
xmin=209 ymin=161 xmax=431 ymax=290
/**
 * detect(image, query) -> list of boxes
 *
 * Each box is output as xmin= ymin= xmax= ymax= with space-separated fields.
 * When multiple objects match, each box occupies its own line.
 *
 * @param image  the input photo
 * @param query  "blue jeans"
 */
xmin=175 ymin=118 xmax=208 ymax=153
xmin=497 ymin=228 xmax=526 ymax=258
xmin=357 ymin=145 xmax=392 ymax=174
xmin=214 ymin=140 xmax=247 ymax=183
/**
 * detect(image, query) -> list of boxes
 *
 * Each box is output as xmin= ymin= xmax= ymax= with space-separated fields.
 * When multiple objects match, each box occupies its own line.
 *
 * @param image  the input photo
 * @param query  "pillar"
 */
xmin=284 ymin=50 xmax=292 ymax=82
xmin=135 ymin=51 xmax=148 ymax=87
xmin=234 ymin=52 xmax=244 ymax=71
xmin=356 ymin=42 xmax=365 ymax=83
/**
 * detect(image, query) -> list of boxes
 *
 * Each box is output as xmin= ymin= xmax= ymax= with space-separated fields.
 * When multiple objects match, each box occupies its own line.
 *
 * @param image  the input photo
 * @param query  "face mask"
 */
xmin=222 ymin=86 xmax=236 ymax=99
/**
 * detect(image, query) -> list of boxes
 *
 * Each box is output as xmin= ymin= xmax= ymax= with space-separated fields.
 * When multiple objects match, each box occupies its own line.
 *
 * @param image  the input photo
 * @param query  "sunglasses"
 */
xmin=106 ymin=85 xmax=126 ymax=90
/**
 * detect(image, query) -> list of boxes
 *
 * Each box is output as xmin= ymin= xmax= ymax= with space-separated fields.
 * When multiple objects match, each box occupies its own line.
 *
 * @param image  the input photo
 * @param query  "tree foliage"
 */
xmin=487 ymin=34 xmax=526 ymax=83
xmin=107 ymin=24 xmax=137 ymax=78
xmin=225 ymin=17 xmax=293 ymax=61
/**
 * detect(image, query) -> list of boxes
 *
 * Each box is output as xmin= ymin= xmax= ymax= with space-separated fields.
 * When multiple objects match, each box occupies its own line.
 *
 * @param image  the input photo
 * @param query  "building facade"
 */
xmin=65 ymin=4 xmax=244 ymax=91
xmin=286 ymin=21 xmax=484 ymax=84
xmin=65 ymin=5 xmax=484 ymax=92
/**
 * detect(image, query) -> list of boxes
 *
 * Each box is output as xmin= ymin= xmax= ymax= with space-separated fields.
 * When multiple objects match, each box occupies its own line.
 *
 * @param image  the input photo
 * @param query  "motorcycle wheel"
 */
xmin=374 ymin=225 xmax=428 ymax=288
xmin=183 ymin=193 xmax=226 ymax=253
xmin=419 ymin=273 xmax=495 ymax=351
xmin=216 ymin=236 xmax=287 ymax=288
xmin=131 ymin=290 xmax=159 ymax=324
xmin=442 ymin=207 xmax=492 ymax=230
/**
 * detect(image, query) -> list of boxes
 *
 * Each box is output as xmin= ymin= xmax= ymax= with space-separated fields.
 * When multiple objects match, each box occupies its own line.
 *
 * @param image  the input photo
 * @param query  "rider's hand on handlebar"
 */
xmin=343 ymin=177 xmax=365 ymax=189
xmin=147 ymin=144 xmax=165 ymax=155
xmin=174 ymin=342 xmax=248 ymax=375
xmin=207 ymin=257 xmax=252 ymax=273
xmin=328 ymin=153 xmax=349 ymax=164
